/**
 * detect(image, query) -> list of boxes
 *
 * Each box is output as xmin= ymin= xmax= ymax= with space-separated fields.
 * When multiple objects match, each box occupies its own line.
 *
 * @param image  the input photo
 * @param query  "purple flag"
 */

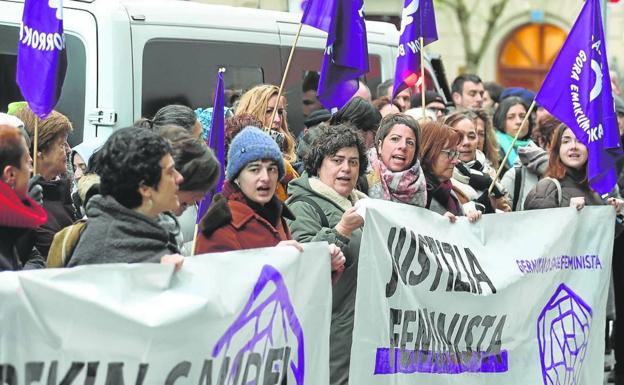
xmin=392 ymin=0 xmax=438 ymax=98
xmin=535 ymin=0 xmax=621 ymax=195
xmin=16 ymin=0 xmax=67 ymax=119
xmin=316 ymin=0 xmax=369 ymax=112
xmin=196 ymin=69 xmax=226 ymax=223
xmin=301 ymin=0 xmax=338 ymax=34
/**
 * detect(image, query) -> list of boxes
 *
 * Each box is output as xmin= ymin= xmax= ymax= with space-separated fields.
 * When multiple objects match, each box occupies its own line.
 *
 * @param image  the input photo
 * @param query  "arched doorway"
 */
xmin=497 ymin=23 xmax=567 ymax=92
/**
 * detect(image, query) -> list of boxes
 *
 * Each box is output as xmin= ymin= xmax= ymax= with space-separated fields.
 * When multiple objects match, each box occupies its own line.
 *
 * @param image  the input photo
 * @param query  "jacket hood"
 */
xmin=72 ymin=137 xmax=106 ymax=168
xmin=517 ymin=144 xmax=549 ymax=175
xmin=87 ymin=194 xmax=171 ymax=242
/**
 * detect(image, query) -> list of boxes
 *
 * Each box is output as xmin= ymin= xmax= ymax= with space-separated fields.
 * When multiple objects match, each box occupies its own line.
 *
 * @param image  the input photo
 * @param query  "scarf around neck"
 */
xmin=307 ymin=177 xmax=365 ymax=211
xmin=496 ymin=131 xmax=533 ymax=168
xmin=425 ymin=172 xmax=461 ymax=216
xmin=366 ymin=148 xmax=427 ymax=207
xmin=0 ymin=180 xmax=48 ymax=228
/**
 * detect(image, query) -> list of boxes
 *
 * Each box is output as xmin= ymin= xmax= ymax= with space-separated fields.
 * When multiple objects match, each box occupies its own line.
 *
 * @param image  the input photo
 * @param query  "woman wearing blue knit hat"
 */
xmin=195 ymin=127 xmax=346 ymax=275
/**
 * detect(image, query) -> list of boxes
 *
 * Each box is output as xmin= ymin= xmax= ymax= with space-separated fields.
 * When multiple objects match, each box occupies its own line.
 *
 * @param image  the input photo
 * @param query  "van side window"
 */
xmin=141 ymin=39 xmax=280 ymax=118
xmin=0 ymin=25 xmax=87 ymax=145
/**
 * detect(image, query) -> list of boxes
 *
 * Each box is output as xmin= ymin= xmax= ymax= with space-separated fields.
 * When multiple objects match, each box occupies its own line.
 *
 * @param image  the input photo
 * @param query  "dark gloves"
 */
xmin=28 ymin=174 xmax=44 ymax=205
xmin=474 ymin=191 xmax=496 ymax=214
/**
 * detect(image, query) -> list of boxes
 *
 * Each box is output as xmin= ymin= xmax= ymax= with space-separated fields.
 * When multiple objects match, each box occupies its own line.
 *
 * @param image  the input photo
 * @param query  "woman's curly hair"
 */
xmin=98 ymin=127 xmax=172 ymax=209
xmin=304 ymin=123 xmax=367 ymax=178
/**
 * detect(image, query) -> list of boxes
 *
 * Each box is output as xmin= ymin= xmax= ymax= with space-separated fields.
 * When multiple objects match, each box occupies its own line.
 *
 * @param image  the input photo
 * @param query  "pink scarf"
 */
xmin=366 ymin=148 xmax=427 ymax=207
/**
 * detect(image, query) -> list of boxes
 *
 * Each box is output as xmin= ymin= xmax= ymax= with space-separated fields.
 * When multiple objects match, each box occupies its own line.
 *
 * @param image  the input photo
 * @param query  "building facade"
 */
xmin=195 ymin=0 xmax=624 ymax=93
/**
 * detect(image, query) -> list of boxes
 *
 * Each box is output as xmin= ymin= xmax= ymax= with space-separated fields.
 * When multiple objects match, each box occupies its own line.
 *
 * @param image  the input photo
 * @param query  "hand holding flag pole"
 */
xmin=487 ymin=101 xmax=537 ymax=195
xmin=17 ymin=0 xmax=67 ymax=175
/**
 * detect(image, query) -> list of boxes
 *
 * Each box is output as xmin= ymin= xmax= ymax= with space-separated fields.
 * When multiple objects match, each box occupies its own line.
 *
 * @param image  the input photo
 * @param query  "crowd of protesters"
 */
xmin=3 ymin=71 xmax=624 ymax=385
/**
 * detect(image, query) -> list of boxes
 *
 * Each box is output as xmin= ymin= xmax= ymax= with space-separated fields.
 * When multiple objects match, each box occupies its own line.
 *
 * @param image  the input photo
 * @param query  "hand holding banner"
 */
xmin=0 ymin=244 xmax=332 ymax=384
xmin=350 ymin=199 xmax=613 ymax=384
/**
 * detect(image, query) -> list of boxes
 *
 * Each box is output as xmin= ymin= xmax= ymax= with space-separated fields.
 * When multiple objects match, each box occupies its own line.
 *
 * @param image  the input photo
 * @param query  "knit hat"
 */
xmin=500 ymin=87 xmax=535 ymax=106
xmin=226 ymin=127 xmax=285 ymax=181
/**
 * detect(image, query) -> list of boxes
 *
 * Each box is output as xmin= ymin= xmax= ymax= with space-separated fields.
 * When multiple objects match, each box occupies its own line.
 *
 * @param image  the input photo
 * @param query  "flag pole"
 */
xmin=191 ymin=67 xmax=226 ymax=256
xmin=419 ymin=36 xmax=425 ymax=120
xmin=33 ymin=118 xmax=39 ymax=175
xmin=269 ymin=23 xmax=303 ymax=129
xmin=487 ymin=100 xmax=536 ymax=194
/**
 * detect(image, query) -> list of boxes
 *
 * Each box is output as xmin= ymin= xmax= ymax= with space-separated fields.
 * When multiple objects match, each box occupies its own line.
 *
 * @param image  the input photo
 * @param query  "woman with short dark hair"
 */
xmin=157 ymin=125 xmax=221 ymax=255
xmin=286 ymin=123 xmax=367 ymax=385
xmin=365 ymin=113 xmax=427 ymax=207
xmin=69 ymin=127 xmax=184 ymax=268
xmin=330 ymin=96 xmax=381 ymax=150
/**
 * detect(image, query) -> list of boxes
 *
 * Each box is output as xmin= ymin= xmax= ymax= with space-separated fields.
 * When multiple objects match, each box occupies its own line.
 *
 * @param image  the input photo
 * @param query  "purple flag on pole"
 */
xmin=535 ymin=0 xmax=621 ymax=195
xmin=196 ymin=69 xmax=226 ymax=223
xmin=16 ymin=0 xmax=67 ymax=119
xmin=301 ymin=0 xmax=338 ymax=34
xmin=315 ymin=0 xmax=369 ymax=112
xmin=392 ymin=0 xmax=438 ymax=98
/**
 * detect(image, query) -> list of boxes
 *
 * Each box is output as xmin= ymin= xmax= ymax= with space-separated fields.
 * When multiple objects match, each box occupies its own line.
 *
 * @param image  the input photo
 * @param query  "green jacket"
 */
xmin=286 ymin=173 xmax=365 ymax=385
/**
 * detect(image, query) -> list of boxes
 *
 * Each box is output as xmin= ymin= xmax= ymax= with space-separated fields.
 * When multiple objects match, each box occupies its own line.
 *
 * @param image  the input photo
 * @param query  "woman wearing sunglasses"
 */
xmin=419 ymin=121 xmax=482 ymax=223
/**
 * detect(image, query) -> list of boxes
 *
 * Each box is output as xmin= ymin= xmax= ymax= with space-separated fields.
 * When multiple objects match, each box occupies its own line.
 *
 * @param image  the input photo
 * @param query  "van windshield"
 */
xmin=0 ymin=24 xmax=86 ymax=146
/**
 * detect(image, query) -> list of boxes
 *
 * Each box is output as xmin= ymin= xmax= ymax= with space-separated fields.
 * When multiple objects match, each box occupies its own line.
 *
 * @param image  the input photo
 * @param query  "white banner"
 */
xmin=0 ymin=244 xmax=332 ymax=385
xmin=350 ymin=200 xmax=614 ymax=385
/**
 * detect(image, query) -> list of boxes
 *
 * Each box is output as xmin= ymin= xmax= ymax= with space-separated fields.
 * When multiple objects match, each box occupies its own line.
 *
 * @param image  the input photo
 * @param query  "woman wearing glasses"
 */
xmin=15 ymin=106 xmax=78 ymax=260
xmin=235 ymin=84 xmax=299 ymax=201
xmin=419 ymin=121 xmax=482 ymax=222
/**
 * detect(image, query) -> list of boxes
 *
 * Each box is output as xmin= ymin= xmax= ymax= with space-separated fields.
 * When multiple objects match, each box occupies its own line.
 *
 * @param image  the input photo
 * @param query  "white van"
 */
xmin=0 ymin=0 xmax=449 ymax=145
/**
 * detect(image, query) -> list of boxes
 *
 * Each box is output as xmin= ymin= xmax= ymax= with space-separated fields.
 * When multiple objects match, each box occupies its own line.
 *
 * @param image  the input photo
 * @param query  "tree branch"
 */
xmin=472 ymin=0 xmax=510 ymax=69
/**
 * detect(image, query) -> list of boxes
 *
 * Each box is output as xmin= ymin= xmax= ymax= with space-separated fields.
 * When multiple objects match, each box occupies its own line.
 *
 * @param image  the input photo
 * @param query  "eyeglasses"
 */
xmin=428 ymin=106 xmax=448 ymax=115
xmin=440 ymin=149 xmax=460 ymax=160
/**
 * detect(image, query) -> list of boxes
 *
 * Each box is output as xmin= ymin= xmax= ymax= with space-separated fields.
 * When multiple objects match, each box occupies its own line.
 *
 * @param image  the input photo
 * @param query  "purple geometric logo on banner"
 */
xmin=537 ymin=283 xmax=593 ymax=385
xmin=212 ymin=265 xmax=305 ymax=384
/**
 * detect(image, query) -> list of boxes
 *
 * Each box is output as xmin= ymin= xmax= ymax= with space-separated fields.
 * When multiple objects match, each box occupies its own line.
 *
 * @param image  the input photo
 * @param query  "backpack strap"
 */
xmin=544 ymin=177 xmax=563 ymax=205
xmin=288 ymin=196 xmax=329 ymax=228
xmin=48 ymin=219 xmax=88 ymax=268
xmin=512 ymin=166 xmax=522 ymax=211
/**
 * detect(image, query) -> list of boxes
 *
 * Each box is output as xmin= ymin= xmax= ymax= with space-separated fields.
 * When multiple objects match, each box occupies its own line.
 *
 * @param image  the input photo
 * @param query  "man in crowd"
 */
xmin=301 ymin=71 xmax=323 ymax=118
xmin=451 ymin=73 xmax=485 ymax=110
xmin=375 ymin=79 xmax=411 ymax=112
xmin=411 ymin=90 xmax=447 ymax=118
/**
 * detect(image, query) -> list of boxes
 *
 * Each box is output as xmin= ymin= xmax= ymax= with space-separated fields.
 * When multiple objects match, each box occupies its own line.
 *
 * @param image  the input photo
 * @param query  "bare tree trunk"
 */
xmin=437 ymin=0 xmax=510 ymax=73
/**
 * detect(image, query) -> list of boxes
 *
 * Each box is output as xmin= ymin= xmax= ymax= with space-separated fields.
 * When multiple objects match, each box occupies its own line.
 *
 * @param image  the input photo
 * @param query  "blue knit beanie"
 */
xmin=226 ymin=127 xmax=285 ymax=181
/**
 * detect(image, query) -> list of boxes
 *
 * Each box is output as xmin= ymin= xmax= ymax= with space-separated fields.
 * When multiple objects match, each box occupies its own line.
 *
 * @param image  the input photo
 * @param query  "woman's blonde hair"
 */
xmin=235 ymin=84 xmax=296 ymax=161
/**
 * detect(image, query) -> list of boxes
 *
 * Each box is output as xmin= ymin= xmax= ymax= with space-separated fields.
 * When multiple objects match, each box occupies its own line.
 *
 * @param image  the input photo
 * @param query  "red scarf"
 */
xmin=0 ymin=180 xmax=48 ymax=229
